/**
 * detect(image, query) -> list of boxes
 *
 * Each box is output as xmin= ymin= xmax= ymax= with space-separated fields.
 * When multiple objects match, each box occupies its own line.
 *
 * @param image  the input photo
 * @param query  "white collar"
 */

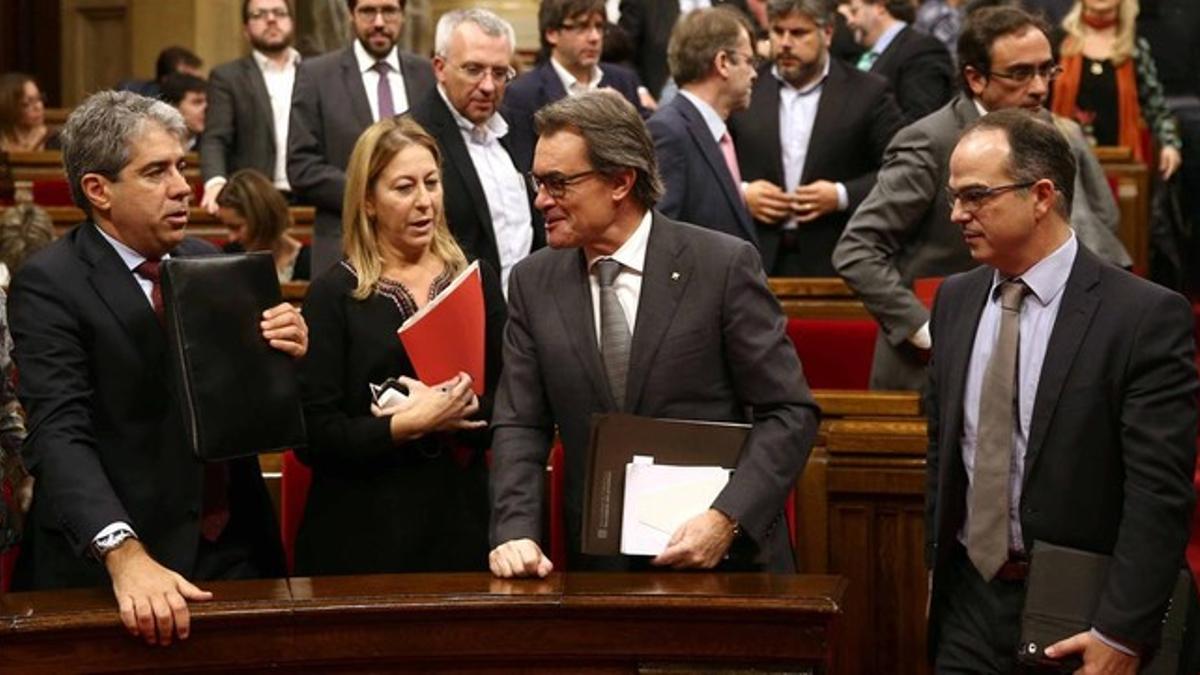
xmin=437 ymin=85 xmax=509 ymax=142
xmin=589 ymin=209 xmax=653 ymax=273
xmin=679 ymin=90 xmax=728 ymax=144
xmin=94 ymin=222 xmax=171 ymax=270
xmin=354 ymin=39 xmax=399 ymax=75
xmin=252 ymin=47 xmax=300 ymax=72
xmin=549 ymin=56 xmax=603 ymax=93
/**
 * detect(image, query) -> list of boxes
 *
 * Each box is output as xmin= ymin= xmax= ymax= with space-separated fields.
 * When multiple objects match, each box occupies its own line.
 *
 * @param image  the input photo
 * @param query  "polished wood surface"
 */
xmin=1 ymin=573 xmax=846 ymax=673
xmin=769 ymin=277 xmax=871 ymax=319
xmin=25 ymin=205 xmax=315 ymax=242
xmin=4 ymin=151 xmax=203 ymax=181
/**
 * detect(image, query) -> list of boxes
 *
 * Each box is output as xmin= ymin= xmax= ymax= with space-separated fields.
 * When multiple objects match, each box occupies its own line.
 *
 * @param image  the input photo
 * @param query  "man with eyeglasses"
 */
xmin=503 ymin=0 xmax=647 ymax=171
xmin=729 ymin=0 xmax=903 ymax=276
xmin=926 ymin=107 xmax=1200 ymax=674
xmin=647 ymin=7 xmax=759 ymax=246
xmin=408 ymin=9 xmax=541 ymax=296
xmin=201 ymin=0 xmax=300 ymax=215
xmin=832 ymin=5 xmax=1130 ymax=393
xmin=288 ymin=0 xmax=435 ymax=276
xmin=488 ymin=90 xmax=819 ymax=579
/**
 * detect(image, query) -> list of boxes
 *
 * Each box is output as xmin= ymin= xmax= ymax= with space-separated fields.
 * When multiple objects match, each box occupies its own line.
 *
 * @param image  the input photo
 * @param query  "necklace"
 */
xmin=1090 ymin=60 xmax=1105 ymax=76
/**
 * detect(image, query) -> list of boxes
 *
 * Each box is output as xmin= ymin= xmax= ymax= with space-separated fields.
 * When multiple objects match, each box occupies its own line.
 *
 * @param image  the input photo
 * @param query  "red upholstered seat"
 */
xmin=786 ymin=318 xmax=878 ymax=390
xmin=279 ymin=450 xmax=311 ymax=575
xmin=31 ymin=180 xmax=73 ymax=206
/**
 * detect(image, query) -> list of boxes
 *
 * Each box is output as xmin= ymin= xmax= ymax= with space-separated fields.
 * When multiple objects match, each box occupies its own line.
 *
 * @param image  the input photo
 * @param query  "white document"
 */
xmin=619 ymin=456 xmax=732 ymax=556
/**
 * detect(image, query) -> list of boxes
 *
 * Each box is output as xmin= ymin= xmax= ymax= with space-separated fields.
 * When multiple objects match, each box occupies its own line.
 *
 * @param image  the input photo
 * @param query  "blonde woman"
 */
xmin=295 ymin=116 xmax=506 ymax=575
xmin=215 ymin=169 xmax=311 ymax=282
xmin=1051 ymin=0 xmax=1182 ymax=179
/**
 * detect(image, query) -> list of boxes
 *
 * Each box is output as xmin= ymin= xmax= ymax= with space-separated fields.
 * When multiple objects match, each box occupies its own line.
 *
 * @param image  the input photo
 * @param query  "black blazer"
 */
xmin=925 ymin=244 xmax=1199 ymax=655
xmin=501 ymin=61 xmax=646 ymax=171
xmin=647 ymin=94 xmax=757 ymax=245
xmin=869 ymin=26 xmax=955 ymax=125
xmin=8 ymin=224 xmax=284 ymax=589
xmin=202 ymin=56 xmax=280 ymax=184
xmin=407 ymin=93 xmax=544 ymax=275
xmin=618 ymin=0 xmax=751 ymax=98
xmin=287 ymin=45 xmax=436 ymax=237
xmin=729 ymin=59 xmax=902 ymax=275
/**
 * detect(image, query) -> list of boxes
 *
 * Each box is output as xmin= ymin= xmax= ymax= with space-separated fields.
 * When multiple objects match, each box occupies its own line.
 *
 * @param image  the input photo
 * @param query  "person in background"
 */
xmin=0 ymin=201 xmax=55 ymax=287
xmin=215 ymin=169 xmax=310 ymax=282
xmin=915 ymin=0 xmax=966 ymax=59
xmin=1051 ymin=0 xmax=1181 ymax=180
xmin=117 ymin=46 xmax=204 ymax=100
xmin=160 ymin=73 xmax=208 ymax=152
xmin=0 ymin=290 xmax=28 ymax=557
xmin=0 ymin=73 xmax=59 ymax=153
xmin=296 ymin=116 xmax=506 ymax=575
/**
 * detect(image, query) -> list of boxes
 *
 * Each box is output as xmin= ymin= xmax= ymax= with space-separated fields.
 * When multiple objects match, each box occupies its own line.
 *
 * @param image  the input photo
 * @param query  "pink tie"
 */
xmin=718 ymin=132 xmax=742 ymax=188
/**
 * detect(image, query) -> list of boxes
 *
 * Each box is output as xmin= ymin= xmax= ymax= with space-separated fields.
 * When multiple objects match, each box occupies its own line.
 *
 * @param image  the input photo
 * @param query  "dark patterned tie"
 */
xmin=968 ymin=279 xmax=1029 ymax=580
xmin=133 ymin=260 xmax=164 ymax=324
xmin=595 ymin=259 xmax=631 ymax=409
xmin=373 ymin=60 xmax=396 ymax=119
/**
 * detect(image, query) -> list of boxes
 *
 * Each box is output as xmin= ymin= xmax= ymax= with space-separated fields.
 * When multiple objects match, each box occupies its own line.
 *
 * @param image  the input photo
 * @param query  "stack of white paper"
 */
xmin=619 ymin=456 xmax=732 ymax=556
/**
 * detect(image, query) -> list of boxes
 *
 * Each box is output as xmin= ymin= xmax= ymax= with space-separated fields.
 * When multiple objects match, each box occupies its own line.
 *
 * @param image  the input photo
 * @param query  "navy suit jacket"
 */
xmin=868 ymin=26 xmax=954 ymax=125
xmin=647 ymin=94 xmax=757 ymax=246
xmin=502 ymin=61 xmax=647 ymax=171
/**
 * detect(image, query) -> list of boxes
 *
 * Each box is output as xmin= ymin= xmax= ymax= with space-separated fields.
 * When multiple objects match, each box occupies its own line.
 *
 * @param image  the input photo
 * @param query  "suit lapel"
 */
xmin=801 ymin=61 xmax=847 ymax=184
xmin=1023 ymin=248 xmax=1101 ymax=479
xmin=675 ymin=97 xmax=755 ymax=241
xmin=940 ymin=269 xmax=993 ymax=455
xmin=551 ymin=250 xmax=614 ymax=409
xmin=624 ymin=214 xmax=690 ymax=412
xmin=870 ymin=26 xmax=908 ymax=75
xmin=78 ymin=223 xmax=167 ymax=365
xmin=428 ymin=95 xmax=497 ymax=245
xmin=538 ymin=63 xmax=567 ymax=105
xmin=241 ymin=57 xmax=275 ymax=142
xmin=340 ymin=48 xmax=374 ymax=129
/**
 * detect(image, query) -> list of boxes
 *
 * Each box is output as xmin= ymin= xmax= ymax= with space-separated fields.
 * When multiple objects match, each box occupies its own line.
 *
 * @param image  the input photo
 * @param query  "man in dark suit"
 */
xmin=647 ymin=7 xmax=759 ymax=246
xmin=845 ymin=0 xmax=954 ymax=124
xmin=730 ymin=0 xmax=902 ymax=276
xmin=8 ymin=91 xmax=307 ymax=645
xmin=200 ymin=0 xmax=300 ymax=214
xmin=488 ymin=91 xmax=819 ymax=578
xmin=926 ymin=108 xmax=1198 ymax=673
xmin=618 ymin=0 xmax=752 ymax=102
xmin=288 ymin=0 xmax=436 ymax=276
xmin=503 ymin=0 xmax=647 ymax=171
xmin=409 ymin=9 xmax=541 ymax=293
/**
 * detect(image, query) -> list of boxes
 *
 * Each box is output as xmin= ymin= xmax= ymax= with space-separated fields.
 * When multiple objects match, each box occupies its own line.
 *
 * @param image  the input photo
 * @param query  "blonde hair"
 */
xmin=1060 ymin=0 xmax=1138 ymax=66
xmin=342 ymin=116 xmax=467 ymax=300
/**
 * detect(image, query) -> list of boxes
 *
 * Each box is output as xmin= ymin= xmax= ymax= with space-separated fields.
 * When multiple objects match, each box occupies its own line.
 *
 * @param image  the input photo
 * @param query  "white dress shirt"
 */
xmin=354 ymin=40 xmax=410 ymax=121
xmin=589 ymin=210 xmax=652 ymax=345
xmin=550 ymin=56 xmax=604 ymax=96
xmin=678 ymin=0 xmax=713 ymax=13
xmin=253 ymin=48 xmax=300 ymax=191
xmin=774 ymin=60 xmax=848 ymax=230
xmin=438 ymin=87 xmax=533 ymax=295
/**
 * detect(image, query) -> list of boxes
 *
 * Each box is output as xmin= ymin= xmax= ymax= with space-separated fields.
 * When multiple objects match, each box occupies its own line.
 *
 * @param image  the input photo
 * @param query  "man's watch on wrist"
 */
xmin=92 ymin=527 xmax=137 ymax=560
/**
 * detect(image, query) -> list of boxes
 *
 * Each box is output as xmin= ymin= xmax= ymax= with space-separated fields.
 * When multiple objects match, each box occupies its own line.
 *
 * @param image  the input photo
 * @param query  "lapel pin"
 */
xmin=671 ymin=272 xmax=681 ymax=281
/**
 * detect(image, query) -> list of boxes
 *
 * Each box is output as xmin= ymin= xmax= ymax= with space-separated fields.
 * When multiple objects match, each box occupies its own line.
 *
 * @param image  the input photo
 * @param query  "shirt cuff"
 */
xmin=1090 ymin=628 xmax=1138 ymax=656
xmin=92 ymin=521 xmax=137 ymax=545
xmin=203 ymin=176 xmax=227 ymax=195
xmin=835 ymin=182 xmax=849 ymax=211
xmin=908 ymin=322 xmax=932 ymax=350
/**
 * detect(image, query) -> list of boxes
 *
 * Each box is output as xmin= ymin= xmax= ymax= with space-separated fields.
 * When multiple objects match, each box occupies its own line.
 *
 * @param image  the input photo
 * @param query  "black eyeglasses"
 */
xmin=527 ymin=170 xmax=600 ymax=198
xmin=946 ymin=182 xmax=1035 ymax=213
xmin=355 ymin=5 xmax=402 ymax=21
xmin=986 ymin=63 xmax=1063 ymax=85
xmin=248 ymin=7 xmax=291 ymax=21
xmin=452 ymin=62 xmax=517 ymax=84
xmin=723 ymin=49 xmax=764 ymax=69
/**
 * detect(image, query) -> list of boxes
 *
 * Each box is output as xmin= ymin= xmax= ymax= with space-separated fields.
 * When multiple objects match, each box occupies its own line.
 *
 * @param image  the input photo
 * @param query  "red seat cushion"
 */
xmin=31 ymin=179 xmax=73 ymax=206
xmin=280 ymin=450 xmax=312 ymax=575
xmin=786 ymin=318 xmax=878 ymax=390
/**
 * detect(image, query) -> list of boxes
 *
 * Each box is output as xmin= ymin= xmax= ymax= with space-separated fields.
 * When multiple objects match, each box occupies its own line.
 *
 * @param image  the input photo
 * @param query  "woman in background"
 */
xmin=295 ymin=116 xmax=506 ymax=575
xmin=215 ymin=168 xmax=311 ymax=282
xmin=0 ymin=73 xmax=57 ymax=153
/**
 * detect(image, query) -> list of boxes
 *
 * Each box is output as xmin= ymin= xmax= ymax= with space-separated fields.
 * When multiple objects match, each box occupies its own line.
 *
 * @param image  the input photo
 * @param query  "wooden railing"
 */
xmin=1095 ymin=145 xmax=1152 ymax=273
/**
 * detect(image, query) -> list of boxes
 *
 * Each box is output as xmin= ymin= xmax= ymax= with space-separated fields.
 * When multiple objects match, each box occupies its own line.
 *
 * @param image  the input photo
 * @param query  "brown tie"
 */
xmin=968 ymin=279 xmax=1029 ymax=580
xmin=134 ymin=259 xmax=231 ymax=542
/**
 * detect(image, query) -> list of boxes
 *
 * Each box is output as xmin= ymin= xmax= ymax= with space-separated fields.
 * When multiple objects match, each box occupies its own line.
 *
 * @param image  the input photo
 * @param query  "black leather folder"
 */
xmin=161 ymin=252 xmax=305 ymax=461
xmin=1018 ymin=540 xmax=1193 ymax=674
xmin=580 ymin=414 xmax=750 ymax=556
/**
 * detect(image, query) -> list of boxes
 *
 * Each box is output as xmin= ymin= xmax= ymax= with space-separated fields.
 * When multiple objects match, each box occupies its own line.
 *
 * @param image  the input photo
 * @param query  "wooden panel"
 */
xmin=771 ymin=277 xmax=871 ymax=319
xmin=6 ymin=150 xmax=202 ymax=181
xmin=61 ymin=0 xmax=130 ymax=107
xmin=814 ymin=390 xmax=921 ymax=418
xmin=28 ymin=205 xmax=314 ymax=242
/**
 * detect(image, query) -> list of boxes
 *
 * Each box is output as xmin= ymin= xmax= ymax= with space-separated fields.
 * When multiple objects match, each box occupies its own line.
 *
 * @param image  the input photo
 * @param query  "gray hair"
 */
xmin=534 ymin=90 xmax=664 ymax=209
xmin=433 ymin=8 xmax=516 ymax=58
xmin=59 ymin=90 xmax=188 ymax=217
xmin=766 ymin=0 xmax=832 ymax=26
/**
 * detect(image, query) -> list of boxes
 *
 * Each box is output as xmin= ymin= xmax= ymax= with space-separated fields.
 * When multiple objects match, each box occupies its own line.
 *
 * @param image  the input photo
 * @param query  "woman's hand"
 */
xmin=372 ymin=373 xmax=486 ymax=442
xmin=1159 ymin=146 xmax=1182 ymax=180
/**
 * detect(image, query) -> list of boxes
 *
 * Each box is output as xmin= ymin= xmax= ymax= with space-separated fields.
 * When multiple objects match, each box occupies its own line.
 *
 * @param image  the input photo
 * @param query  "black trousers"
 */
xmin=934 ymin=545 xmax=1029 ymax=674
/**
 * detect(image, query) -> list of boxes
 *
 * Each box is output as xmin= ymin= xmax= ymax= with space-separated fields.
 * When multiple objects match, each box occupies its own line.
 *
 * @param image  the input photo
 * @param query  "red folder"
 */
xmin=397 ymin=261 xmax=485 ymax=396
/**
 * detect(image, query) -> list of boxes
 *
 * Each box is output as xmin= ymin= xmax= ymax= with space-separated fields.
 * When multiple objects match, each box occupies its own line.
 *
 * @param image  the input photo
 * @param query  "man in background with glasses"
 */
xmin=833 ymin=5 xmax=1130 ymax=393
xmin=201 ymin=0 xmax=301 ymax=215
xmin=288 ymin=0 xmax=435 ymax=276
xmin=503 ymin=0 xmax=647 ymax=171
xmin=409 ymin=9 xmax=540 ymax=296
xmin=647 ymin=7 xmax=760 ymax=247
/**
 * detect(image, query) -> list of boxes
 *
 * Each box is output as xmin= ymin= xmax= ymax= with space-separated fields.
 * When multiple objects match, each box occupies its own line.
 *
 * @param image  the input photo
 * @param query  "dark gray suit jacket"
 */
xmin=925 ymin=244 xmax=1198 ymax=657
xmin=867 ymin=26 xmax=955 ymax=126
xmin=618 ymin=0 xmax=752 ymax=98
xmin=489 ymin=213 xmax=820 ymax=571
xmin=202 ymin=55 xmax=282 ymax=184
xmin=287 ymin=45 xmax=435 ymax=239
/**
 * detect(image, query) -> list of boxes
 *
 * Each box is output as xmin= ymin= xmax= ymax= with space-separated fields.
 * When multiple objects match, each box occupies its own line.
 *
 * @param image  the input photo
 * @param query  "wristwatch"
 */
xmin=92 ymin=527 xmax=138 ymax=560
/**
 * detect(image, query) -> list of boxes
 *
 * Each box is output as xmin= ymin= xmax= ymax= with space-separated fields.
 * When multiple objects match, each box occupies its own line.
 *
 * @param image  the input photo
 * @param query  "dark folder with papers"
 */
xmin=580 ymin=413 xmax=750 ymax=556
xmin=161 ymin=252 xmax=306 ymax=461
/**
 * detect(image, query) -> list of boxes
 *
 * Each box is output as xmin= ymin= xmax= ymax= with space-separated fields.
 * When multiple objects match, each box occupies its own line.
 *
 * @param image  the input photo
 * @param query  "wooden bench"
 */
xmin=1096 ymin=145 xmax=1152 ymax=274
xmin=11 ymin=205 xmax=316 ymax=244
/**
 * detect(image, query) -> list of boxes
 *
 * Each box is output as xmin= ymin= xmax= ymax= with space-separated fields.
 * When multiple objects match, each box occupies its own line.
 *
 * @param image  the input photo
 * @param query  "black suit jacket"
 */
xmin=407 ymin=93 xmax=544 ymax=275
xmin=648 ymin=94 xmax=757 ymax=245
xmin=501 ymin=61 xmax=647 ymax=171
xmin=618 ymin=0 xmax=751 ymax=98
xmin=869 ymin=26 xmax=954 ymax=125
xmin=490 ymin=213 xmax=819 ymax=572
xmin=287 ymin=45 xmax=436 ymax=237
xmin=729 ymin=59 xmax=902 ymax=275
xmin=202 ymin=55 xmax=281 ymax=184
xmin=925 ymin=244 xmax=1198 ymax=654
xmin=8 ymin=223 xmax=284 ymax=589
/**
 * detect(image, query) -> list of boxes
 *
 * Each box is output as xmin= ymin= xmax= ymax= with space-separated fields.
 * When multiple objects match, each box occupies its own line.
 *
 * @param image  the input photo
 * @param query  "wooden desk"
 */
xmin=0 ymin=573 xmax=846 ymax=673
xmin=769 ymin=277 xmax=871 ymax=319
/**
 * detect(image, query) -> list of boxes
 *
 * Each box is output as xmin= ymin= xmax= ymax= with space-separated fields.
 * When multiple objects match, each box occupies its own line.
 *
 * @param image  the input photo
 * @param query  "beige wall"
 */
xmin=429 ymin=0 xmax=540 ymax=53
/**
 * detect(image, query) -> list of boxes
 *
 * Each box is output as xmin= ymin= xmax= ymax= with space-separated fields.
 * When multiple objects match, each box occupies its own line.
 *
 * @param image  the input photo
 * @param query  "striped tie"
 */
xmin=595 ymin=259 xmax=631 ymax=408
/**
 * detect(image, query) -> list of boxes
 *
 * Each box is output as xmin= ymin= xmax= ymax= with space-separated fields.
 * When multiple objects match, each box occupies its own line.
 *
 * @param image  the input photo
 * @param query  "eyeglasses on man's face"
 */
xmin=355 ymin=4 xmax=402 ymax=21
xmin=723 ymin=49 xmax=763 ymax=70
xmin=452 ymin=62 xmax=517 ymax=84
xmin=527 ymin=170 xmax=600 ymax=199
xmin=248 ymin=7 xmax=291 ymax=21
xmin=986 ymin=63 xmax=1063 ymax=85
xmin=946 ymin=182 xmax=1036 ymax=213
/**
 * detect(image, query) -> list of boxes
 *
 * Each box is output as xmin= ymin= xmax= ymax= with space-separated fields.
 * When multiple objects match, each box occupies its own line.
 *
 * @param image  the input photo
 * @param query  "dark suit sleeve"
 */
xmin=9 ymin=262 xmax=129 ymax=555
xmin=894 ymin=42 xmax=954 ymax=125
xmin=842 ymin=89 xmax=904 ymax=211
xmin=287 ymin=61 xmax=346 ymax=214
xmin=647 ymin=114 xmax=688 ymax=220
xmin=201 ymin=65 xmax=236 ymax=183
xmin=1093 ymin=290 xmax=1199 ymax=648
xmin=488 ymin=263 xmax=556 ymax=548
xmin=924 ymin=283 xmax=947 ymax=570
xmin=709 ymin=242 xmax=820 ymax=543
